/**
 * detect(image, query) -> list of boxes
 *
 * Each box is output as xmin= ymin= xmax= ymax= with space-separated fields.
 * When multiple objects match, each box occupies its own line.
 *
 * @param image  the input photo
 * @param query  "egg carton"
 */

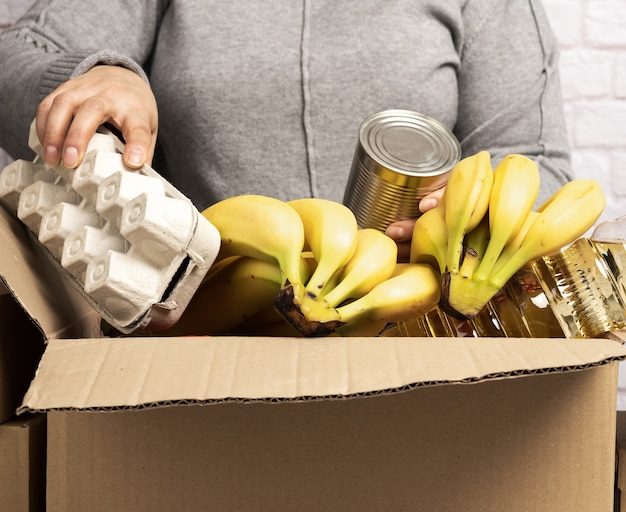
xmin=0 ymin=122 xmax=221 ymax=334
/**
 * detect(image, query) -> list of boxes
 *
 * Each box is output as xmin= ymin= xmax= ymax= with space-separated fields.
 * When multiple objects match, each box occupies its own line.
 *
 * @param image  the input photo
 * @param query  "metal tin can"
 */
xmin=343 ymin=109 xmax=460 ymax=231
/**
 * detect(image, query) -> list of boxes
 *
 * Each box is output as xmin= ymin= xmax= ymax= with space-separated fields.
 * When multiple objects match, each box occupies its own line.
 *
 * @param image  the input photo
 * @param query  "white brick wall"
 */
xmin=543 ymin=0 xmax=626 ymax=225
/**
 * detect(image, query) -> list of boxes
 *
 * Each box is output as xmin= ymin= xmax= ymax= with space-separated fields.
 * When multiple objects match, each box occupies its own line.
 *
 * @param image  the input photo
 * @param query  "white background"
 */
xmin=2 ymin=0 xmax=626 ymax=403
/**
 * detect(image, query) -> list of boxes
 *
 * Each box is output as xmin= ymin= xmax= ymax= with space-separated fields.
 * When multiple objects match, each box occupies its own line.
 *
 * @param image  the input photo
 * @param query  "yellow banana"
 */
xmin=409 ymin=205 xmax=447 ymax=273
xmin=201 ymin=194 xmax=305 ymax=290
xmin=458 ymin=213 xmax=491 ymax=279
xmin=335 ymin=263 xmax=440 ymax=324
xmin=442 ymin=211 xmax=539 ymax=320
xmin=287 ymin=197 xmax=358 ymax=298
xmin=488 ymin=178 xmax=606 ymax=289
xmin=489 ymin=211 xmax=541 ymax=277
xmin=472 ymin=154 xmax=540 ymax=281
xmin=444 ymin=151 xmax=493 ymax=273
xmin=273 ymin=227 xmax=397 ymax=336
xmin=321 ymin=228 xmax=398 ymax=308
xmin=161 ymin=255 xmax=287 ymax=335
xmin=443 ymin=179 xmax=606 ymax=319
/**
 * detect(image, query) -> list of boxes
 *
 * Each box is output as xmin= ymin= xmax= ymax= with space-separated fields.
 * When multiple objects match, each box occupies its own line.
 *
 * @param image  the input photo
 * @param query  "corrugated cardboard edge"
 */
xmin=0 ymin=206 xmax=100 ymax=340
xmin=19 ymin=335 xmax=626 ymax=413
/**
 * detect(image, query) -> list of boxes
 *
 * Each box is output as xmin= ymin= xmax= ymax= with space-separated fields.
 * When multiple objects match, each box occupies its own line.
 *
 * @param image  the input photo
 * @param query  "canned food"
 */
xmin=343 ymin=109 xmax=460 ymax=231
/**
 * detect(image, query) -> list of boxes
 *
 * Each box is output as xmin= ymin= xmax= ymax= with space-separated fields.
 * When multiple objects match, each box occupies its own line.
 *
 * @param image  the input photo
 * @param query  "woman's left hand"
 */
xmin=385 ymin=187 xmax=445 ymax=262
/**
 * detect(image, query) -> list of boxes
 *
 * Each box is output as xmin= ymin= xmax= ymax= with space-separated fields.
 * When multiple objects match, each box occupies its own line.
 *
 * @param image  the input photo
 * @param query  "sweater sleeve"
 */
xmin=455 ymin=0 xmax=572 ymax=205
xmin=0 ymin=0 xmax=166 ymax=161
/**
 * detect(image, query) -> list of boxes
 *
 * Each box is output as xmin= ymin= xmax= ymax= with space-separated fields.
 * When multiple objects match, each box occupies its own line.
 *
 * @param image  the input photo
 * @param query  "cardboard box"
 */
xmin=0 ymin=206 xmax=100 ymax=340
xmin=0 ymin=207 xmax=99 ymax=423
xmin=0 ymin=413 xmax=46 ymax=512
xmin=17 ymin=335 xmax=626 ymax=512
xmin=3 ymin=200 xmax=626 ymax=511
xmin=616 ymin=411 xmax=626 ymax=511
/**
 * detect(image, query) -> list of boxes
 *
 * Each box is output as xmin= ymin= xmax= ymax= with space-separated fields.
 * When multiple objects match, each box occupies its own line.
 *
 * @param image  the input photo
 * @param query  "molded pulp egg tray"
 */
xmin=0 ymin=123 xmax=221 ymax=334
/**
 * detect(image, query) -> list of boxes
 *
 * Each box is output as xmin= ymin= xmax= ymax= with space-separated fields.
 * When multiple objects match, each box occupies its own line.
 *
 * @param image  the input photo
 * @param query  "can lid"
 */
xmin=359 ymin=109 xmax=460 ymax=188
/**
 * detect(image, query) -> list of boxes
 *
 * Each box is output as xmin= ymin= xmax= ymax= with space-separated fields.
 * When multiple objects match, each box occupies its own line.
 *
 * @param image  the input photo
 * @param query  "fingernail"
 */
xmin=44 ymin=145 xmax=60 ymax=165
xmin=419 ymin=198 xmax=439 ymax=213
xmin=127 ymin=148 xmax=144 ymax=167
xmin=63 ymin=146 xmax=79 ymax=168
xmin=386 ymin=226 xmax=405 ymax=239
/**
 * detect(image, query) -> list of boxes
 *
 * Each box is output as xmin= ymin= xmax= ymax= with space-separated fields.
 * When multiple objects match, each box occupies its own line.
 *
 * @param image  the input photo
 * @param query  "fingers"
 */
xmin=35 ymin=66 xmax=158 ymax=170
xmin=61 ymin=96 xmax=107 ymax=168
xmin=121 ymin=122 xmax=156 ymax=169
xmin=385 ymin=219 xmax=416 ymax=242
xmin=385 ymin=218 xmax=416 ymax=263
xmin=419 ymin=187 xmax=446 ymax=213
xmin=386 ymin=186 xmax=447 ymax=262
xmin=36 ymin=91 xmax=74 ymax=166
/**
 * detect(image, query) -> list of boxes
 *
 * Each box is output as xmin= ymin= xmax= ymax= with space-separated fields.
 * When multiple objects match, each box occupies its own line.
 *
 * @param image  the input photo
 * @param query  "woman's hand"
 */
xmin=35 ymin=65 xmax=158 ymax=170
xmin=385 ymin=187 xmax=445 ymax=262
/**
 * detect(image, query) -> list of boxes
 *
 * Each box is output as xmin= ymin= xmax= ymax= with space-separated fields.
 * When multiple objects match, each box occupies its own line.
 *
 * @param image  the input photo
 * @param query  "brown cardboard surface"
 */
xmin=616 ymin=411 xmax=626 ymax=511
xmin=0 ymin=206 xmax=100 ymax=341
xmin=19 ymin=335 xmax=626 ymax=412
xmin=0 ymin=294 xmax=45 ymax=423
xmin=45 ymin=363 xmax=618 ymax=512
xmin=0 ymin=413 xmax=46 ymax=512
xmin=2 ymin=180 xmax=625 ymax=511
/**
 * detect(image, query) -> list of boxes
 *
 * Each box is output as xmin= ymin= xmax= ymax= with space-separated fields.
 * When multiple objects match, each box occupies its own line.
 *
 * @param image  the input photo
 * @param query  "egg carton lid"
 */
xmin=0 ymin=122 xmax=221 ymax=334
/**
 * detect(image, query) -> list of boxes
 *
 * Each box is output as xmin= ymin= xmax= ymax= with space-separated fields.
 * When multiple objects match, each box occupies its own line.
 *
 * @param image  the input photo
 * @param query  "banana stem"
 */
xmin=441 ymin=271 xmax=501 ymax=320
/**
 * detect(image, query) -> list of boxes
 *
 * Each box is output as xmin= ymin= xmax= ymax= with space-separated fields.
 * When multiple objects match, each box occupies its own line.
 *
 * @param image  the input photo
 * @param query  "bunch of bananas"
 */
xmin=163 ymin=195 xmax=441 ymax=337
xmin=410 ymin=151 xmax=607 ymax=320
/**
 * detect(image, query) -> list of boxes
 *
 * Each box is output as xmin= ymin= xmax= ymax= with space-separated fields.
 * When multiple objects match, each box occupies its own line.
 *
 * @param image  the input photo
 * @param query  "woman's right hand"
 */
xmin=36 ymin=65 xmax=158 ymax=170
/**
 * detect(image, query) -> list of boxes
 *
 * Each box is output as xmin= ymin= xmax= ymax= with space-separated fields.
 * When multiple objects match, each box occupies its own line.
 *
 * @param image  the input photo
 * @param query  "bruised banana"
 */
xmin=201 ymin=195 xmax=438 ymax=337
xmin=273 ymin=227 xmax=397 ymax=336
xmin=255 ymin=263 xmax=441 ymax=337
xmin=442 ymin=179 xmax=606 ymax=319
xmin=444 ymin=150 xmax=494 ymax=273
xmin=162 ymin=255 xmax=309 ymax=336
xmin=287 ymin=197 xmax=358 ymax=298
xmin=201 ymin=194 xmax=343 ymax=332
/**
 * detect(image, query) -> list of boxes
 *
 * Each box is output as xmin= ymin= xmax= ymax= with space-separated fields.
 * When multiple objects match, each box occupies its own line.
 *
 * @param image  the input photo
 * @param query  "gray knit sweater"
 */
xmin=0 ymin=0 xmax=571 ymax=210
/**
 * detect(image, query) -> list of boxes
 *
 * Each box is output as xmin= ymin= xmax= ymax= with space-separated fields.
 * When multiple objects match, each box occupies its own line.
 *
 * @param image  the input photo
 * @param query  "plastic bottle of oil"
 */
xmin=529 ymin=237 xmax=626 ymax=338
xmin=382 ymin=264 xmax=562 ymax=339
xmin=384 ymin=305 xmax=476 ymax=337
xmin=501 ymin=265 xmax=564 ymax=338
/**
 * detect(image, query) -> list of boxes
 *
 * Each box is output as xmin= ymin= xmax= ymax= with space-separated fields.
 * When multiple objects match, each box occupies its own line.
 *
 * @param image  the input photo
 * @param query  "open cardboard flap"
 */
xmin=19 ymin=335 xmax=626 ymax=412
xmin=0 ymin=206 xmax=100 ymax=341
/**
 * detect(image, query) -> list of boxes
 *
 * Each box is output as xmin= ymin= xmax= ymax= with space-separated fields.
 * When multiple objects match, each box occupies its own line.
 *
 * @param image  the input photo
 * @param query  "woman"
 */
xmin=0 ymin=0 xmax=572 ymax=259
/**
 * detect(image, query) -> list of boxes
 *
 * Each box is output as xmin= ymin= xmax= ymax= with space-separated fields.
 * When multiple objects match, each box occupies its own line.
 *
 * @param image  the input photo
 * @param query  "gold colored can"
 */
xmin=343 ymin=109 xmax=460 ymax=231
